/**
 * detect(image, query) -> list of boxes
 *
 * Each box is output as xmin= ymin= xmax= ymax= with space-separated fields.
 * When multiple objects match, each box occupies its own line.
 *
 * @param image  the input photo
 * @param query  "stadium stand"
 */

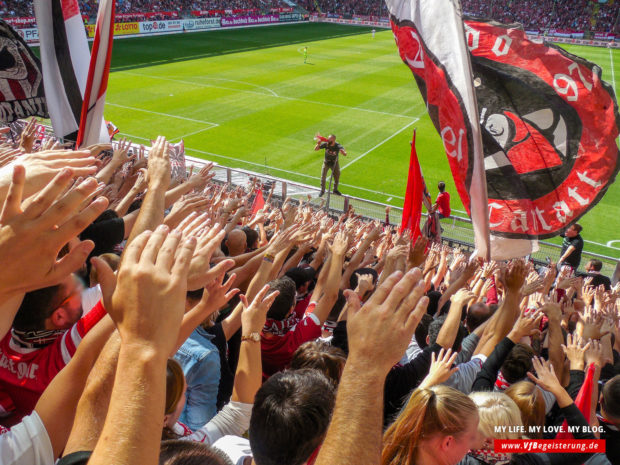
xmin=1 ymin=0 xmax=616 ymax=32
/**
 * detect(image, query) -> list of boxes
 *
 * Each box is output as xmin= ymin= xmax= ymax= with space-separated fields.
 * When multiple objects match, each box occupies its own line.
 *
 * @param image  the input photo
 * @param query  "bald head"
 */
xmin=226 ymin=229 xmax=247 ymax=257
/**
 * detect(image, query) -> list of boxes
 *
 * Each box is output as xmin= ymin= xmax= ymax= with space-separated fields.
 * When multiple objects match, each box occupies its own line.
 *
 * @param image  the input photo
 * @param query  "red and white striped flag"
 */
xmin=34 ymin=0 xmax=90 ymax=140
xmin=76 ymin=0 xmax=115 ymax=147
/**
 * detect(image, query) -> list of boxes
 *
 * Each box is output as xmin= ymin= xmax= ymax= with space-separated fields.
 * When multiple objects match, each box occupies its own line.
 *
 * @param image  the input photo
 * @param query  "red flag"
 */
xmin=400 ymin=130 xmax=423 ymax=240
xmin=251 ymin=188 xmax=265 ymax=215
xmin=556 ymin=363 xmax=596 ymax=440
xmin=76 ymin=0 xmax=114 ymax=147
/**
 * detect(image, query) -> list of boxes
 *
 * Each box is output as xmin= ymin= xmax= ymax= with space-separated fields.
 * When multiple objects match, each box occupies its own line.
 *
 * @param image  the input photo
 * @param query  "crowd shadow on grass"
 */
xmin=108 ymin=22 xmax=375 ymax=72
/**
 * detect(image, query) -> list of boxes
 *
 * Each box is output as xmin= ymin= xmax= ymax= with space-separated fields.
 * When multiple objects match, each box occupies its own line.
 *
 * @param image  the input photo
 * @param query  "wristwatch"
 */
xmin=241 ymin=332 xmax=261 ymax=343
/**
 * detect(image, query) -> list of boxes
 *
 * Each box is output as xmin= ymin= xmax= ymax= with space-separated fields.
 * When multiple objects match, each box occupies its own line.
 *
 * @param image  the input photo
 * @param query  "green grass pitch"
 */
xmin=103 ymin=22 xmax=620 ymax=257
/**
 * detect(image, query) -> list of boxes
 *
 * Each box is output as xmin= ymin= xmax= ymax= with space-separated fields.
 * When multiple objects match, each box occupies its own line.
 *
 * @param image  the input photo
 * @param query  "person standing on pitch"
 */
xmin=314 ymin=133 xmax=347 ymax=196
xmin=372 ymin=28 xmax=376 ymax=39
xmin=304 ymin=46 xmax=308 ymax=63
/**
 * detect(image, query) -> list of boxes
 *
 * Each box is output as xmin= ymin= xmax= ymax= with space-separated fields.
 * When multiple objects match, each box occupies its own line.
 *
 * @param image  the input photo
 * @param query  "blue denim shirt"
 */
xmin=174 ymin=326 xmax=221 ymax=431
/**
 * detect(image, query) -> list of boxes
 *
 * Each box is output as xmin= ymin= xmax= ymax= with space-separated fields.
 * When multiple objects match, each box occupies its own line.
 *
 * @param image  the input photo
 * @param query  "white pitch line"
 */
xmin=198 ymin=77 xmax=279 ymax=97
xmin=341 ymin=119 xmax=418 ymax=170
xmin=107 ymin=102 xmax=219 ymax=127
xmin=116 ymin=131 xmax=406 ymax=199
xmin=171 ymin=126 xmax=219 ymax=141
xmin=610 ymin=47 xmax=617 ymax=97
xmin=119 ymin=72 xmax=419 ymax=119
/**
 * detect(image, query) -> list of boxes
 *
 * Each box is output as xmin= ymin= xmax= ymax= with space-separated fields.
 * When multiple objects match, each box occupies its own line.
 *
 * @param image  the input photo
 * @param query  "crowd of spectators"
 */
xmin=461 ymin=0 xmax=618 ymax=33
xmin=299 ymin=0 xmax=388 ymax=18
xmin=0 ymin=118 xmax=618 ymax=465
xmin=1 ymin=0 xmax=616 ymax=33
xmin=299 ymin=0 xmax=619 ymax=33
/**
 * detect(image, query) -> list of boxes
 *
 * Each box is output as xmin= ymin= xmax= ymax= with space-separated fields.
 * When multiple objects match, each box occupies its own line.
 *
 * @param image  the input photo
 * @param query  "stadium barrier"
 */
xmin=309 ymin=16 xmax=620 ymax=48
xmin=16 ymin=13 xmax=305 ymax=45
xmin=184 ymin=156 xmax=618 ymax=275
xmin=20 ymin=121 xmax=620 ymax=274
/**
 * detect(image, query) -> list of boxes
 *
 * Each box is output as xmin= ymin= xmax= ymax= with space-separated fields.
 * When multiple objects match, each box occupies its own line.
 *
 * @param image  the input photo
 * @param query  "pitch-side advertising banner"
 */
xmin=221 ymin=15 xmax=279 ymax=27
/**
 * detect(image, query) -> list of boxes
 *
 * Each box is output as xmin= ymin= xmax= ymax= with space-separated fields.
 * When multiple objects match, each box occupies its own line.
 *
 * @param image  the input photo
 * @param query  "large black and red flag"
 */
xmin=34 ymin=0 xmax=91 ymax=140
xmin=386 ymin=0 xmax=491 ymax=259
xmin=465 ymin=17 xmax=619 ymax=257
xmin=387 ymin=0 xmax=620 ymax=259
xmin=0 ymin=20 xmax=48 ymax=124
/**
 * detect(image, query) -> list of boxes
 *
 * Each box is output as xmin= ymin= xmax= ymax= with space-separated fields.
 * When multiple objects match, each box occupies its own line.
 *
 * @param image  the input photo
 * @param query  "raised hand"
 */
xmin=111 ymin=138 xmax=135 ymax=167
xmin=408 ymin=235 xmax=428 ymax=268
xmin=561 ymin=333 xmax=590 ymax=371
xmin=19 ymin=118 xmax=38 ymax=153
xmin=240 ymin=284 xmax=280 ymax=335
xmin=419 ymin=348 xmax=459 ymax=388
xmin=508 ymin=308 xmax=543 ymax=342
xmin=527 ymin=357 xmax=560 ymax=389
xmin=147 ymin=136 xmax=171 ymax=188
xmin=2 ymin=149 xmax=100 ymax=202
xmin=109 ymin=225 xmax=196 ymax=353
xmin=502 ymin=259 xmax=527 ymax=293
xmin=187 ymin=163 xmax=215 ymax=191
xmin=345 ymin=268 xmax=429 ymax=376
xmin=0 ymin=165 xmax=108 ymax=296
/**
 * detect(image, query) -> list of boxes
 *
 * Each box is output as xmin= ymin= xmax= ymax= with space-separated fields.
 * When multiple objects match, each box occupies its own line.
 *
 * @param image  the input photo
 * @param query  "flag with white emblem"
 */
xmin=387 ymin=0 xmax=620 ymax=259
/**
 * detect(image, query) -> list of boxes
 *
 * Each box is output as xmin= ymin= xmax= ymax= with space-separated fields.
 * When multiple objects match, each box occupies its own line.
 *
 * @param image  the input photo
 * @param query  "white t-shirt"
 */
xmin=212 ymin=435 xmax=253 ymax=465
xmin=81 ymin=285 xmax=102 ymax=314
xmin=0 ymin=411 xmax=54 ymax=465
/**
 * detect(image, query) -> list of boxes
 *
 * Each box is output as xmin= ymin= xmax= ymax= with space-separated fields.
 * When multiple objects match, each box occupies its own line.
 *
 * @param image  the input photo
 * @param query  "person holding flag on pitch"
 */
xmin=314 ymin=132 xmax=347 ymax=197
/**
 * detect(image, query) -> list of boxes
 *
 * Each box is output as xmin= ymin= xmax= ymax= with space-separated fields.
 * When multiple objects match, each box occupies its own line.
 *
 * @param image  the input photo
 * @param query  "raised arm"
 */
xmin=314 ymin=270 xmax=429 ymax=465
xmin=0 ymin=165 xmax=108 ymax=338
xmin=88 ymin=226 xmax=196 ymax=465
xmin=125 ymin=137 xmax=170 ymax=246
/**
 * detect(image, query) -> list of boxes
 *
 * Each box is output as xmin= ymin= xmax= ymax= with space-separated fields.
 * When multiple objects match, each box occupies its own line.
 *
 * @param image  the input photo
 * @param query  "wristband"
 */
xmin=263 ymin=253 xmax=275 ymax=263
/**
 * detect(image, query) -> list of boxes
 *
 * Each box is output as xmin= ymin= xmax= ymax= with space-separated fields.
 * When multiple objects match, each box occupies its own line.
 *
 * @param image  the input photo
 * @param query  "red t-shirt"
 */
xmin=261 ymin=312 xmax=322 ymax=378
xmin=0 ymin=301 xmax=107 ymax=427
xmin=436 ymin=192 xmax=451 ymax=217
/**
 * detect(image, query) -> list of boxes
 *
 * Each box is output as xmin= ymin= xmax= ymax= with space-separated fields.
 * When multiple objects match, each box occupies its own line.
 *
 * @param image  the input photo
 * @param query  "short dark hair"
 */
xmin=349 ymin=268 xmax=378 ymax=290
xmin=465 ymin=302 xmax=493 ymax=332
xmin=291 ymin=341 xmax=346 ymax=385
xmin=428 ymin=315 xmax=467 ymax=352
xmin=159 ymin=440 xmax=233 ymax=465
xmin=572 ymin=223 xmax=583 ymax=233
xmin=266 ymin=277 xmax=297 ymax=321
xmin=414 ymin=313 xmax=434 ymax=348
xmin=249 ymin=369 xmax=335 ymax=465
xmin=438 ymin=181 xmax=446 ymax=192
xmin=501 ymin=344 xmax=535 ymax=383
xmin=602 ymin=375 xmax=620 ymax=422
xmin=13 ymin=285 xmax=63 ymax=332
xmin=588 ymin=259 xmax=603 ymax=272
xmin=242 ymin=226 xmax=259 ymax=250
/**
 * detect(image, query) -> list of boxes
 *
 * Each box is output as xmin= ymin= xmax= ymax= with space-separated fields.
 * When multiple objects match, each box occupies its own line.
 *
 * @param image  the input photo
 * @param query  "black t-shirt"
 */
xmin=320 ymin=142 xmax=343 ymax=165
xmin=560 ymin=234 xmax=584 ymax=268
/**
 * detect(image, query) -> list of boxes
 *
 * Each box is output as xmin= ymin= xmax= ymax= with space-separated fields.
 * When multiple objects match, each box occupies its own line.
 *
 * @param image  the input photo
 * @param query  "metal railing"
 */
xmin=184 ymin=154 xmax=619 ymax=276
xmin=22 ymin=121 xmax=620 ymax=275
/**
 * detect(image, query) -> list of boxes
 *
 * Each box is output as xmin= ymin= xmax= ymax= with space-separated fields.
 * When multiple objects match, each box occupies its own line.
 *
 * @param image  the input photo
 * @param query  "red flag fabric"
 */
xmin=388 ymin=0 xmax=491 ymax=260
xmin=400 ymin=130 xmax=423 ymax=240
xmin=556 ymin=363 xmax=596 ymax=440
xmin=76 ymin=0 xmax=114 ymax=147
xmin=251 ymin=188 xmax=265 ymax=215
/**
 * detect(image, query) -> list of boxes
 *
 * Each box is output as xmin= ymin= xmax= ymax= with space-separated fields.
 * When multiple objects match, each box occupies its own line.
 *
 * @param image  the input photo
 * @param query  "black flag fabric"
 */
xmin=388 ymin=0 xmax=620 ymax=259
xmin=0 ymin=20 xmax=48 ymax=124
xmin=466 ymin=18 xmax=620 ymax=251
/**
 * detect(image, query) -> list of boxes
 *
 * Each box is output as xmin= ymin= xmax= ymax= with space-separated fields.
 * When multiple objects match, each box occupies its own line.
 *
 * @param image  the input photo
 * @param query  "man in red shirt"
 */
xmin=260 ymin=234 xmax=347 ymax=378
xmin=434 ymin=181 xmax=451 ymax=218
xmin=0 ymin=274 xmax=107 ymax=426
